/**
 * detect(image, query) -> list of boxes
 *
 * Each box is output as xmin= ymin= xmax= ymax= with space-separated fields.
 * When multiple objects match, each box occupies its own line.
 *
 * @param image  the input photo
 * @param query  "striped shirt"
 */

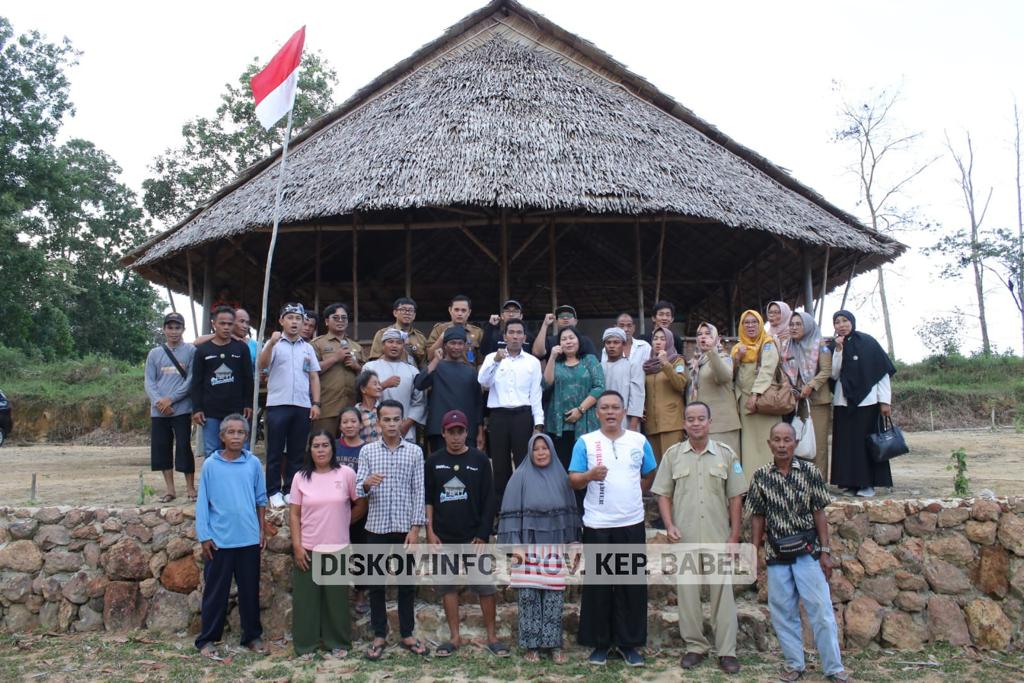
xmin=509 ymin=544 xmax=573 ymax=591
xmin=355 ymin=439 xmax=427 ymax=534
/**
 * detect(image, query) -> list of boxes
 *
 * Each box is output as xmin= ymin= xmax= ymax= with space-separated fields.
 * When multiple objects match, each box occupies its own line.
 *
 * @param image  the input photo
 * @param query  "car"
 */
xmin=0 ymin=390 xmax=11 ymax=447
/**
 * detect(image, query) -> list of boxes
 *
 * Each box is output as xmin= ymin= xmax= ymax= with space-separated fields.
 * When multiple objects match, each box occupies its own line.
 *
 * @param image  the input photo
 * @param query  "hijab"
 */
xmin=782 ymin=311 xmax=821 ymax=386
xmin=497 ymin=433 xmax=580 ymax=545
xmin=832 ymin=309 xmax=897 ymax=407
xmin=688 ymin=322 xmax=730 ymax=402
xmin=642 ymin=326 xmax=680 ymax=375
xmin=732 ymin=310 xmax=772 ymax=365
xmin=766 ymin=301 xmax=793 ymax=342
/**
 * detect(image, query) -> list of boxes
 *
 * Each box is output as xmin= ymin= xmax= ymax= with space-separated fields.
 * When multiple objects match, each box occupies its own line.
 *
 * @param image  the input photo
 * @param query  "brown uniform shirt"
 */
xmin=369 ymin=326 xmax=429 ymax=368
xmin=311 ymin=333 xmax=364 ymax=417
xmin=426 ymin=322 xmax=484 ymax=365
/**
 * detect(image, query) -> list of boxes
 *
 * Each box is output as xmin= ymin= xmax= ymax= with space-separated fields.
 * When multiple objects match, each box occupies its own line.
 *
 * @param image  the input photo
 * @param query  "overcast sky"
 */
xmin=7 ymin=0 xmax=1024 ymax=360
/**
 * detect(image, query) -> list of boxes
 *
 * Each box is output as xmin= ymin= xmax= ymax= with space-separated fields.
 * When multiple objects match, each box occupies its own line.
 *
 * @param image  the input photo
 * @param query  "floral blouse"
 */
xmin=544 ymin=355 xmax=605 ymax=436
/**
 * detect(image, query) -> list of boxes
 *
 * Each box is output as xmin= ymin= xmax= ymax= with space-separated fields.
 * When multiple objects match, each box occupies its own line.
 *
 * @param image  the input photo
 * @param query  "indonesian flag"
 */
xmin=250 ymin=26 xmax=306 ymax=130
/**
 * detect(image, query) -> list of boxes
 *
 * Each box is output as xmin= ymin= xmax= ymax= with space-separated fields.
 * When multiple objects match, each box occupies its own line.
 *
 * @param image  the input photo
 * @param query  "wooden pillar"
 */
xmin=549 ymin=223 xmax=557 ymax=311
xmin=404 ymin=223 xmax=412 ymax=298
xmin=314 ymin=228 xmax=322 ymax=314
xmin=729 ymin=279 xmax=739 ymax=336
xmin=201 ymin=248 xmax=214 ymax=335
xmin=499 ymin=209 xmax=509 ymax=305
xmin=802 ymin=248 xmax=814 ymax=312
xmin=817 ymin=246 xmax=831 ymax=326
xmin=185 ymin=252 xmax=198 ymax=337
xmin=840 ymin=256 xmax=860 ymax=310
xmin=654 ymin=216 xmax=667 ymax=304
xmin=352 ymin=213 xmax=360 ymax=339
xmin=634 ymin=220 xmax=645 ymax=336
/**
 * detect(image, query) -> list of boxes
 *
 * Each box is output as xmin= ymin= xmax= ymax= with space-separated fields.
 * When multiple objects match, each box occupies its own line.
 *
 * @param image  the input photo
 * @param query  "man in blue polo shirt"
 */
xmin=568 ymin=390 xmax=657 ymax=667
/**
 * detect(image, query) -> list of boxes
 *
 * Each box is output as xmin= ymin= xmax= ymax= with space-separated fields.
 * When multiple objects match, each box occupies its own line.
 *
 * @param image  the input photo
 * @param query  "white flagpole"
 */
xmin=250 ymin=108 xmax=295 ymax=451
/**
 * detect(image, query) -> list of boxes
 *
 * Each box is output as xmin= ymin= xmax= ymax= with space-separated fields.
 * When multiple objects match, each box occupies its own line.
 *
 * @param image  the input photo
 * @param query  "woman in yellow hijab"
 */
xmin=732 ymin=310 xmax=780 ymax=470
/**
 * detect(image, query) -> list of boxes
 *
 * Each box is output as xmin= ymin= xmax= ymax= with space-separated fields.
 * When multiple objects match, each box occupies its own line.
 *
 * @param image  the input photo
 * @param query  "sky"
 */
xmin=6 ymin=0 xmax=1024 ymax=360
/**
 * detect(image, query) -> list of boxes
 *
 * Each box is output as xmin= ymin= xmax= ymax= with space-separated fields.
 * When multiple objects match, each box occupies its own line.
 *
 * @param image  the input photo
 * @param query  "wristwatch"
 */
xmin=312 ymin=401 xmax=322 ymax=407
xmin=819 ymin=546 xmax=831 ymax=554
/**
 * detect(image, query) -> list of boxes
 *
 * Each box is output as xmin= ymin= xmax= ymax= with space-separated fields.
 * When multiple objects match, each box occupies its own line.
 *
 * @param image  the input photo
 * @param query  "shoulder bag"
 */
xmin=866 ymin=415 xmax=909 ymax=463
xmin=753 ymin=340 xmax=797 ymax=416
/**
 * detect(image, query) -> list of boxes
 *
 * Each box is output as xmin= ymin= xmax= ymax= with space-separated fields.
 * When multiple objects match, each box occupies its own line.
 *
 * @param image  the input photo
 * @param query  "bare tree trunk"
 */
xmin=876 ymin=266 xmax=895 ymax=357
xmin=1015 ymin=101 xmax=1024 ymax=354
xmin=973 ymin=257 xmax=990 ymax=354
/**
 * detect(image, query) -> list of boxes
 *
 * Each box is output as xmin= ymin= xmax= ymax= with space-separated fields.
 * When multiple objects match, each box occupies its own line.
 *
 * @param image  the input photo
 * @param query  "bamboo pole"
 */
xmin=817 ymin=246 xmax=831 ymax=326
xmin=549 ymin=223 xmax=557 ymax=311
xmin=314 ymin=228 xmax=322 ymax=314
xmin=201 ymin=250 xmax=213 ymax=335
xmin=404 ymin=223 xmax=412 ymax=298
xmin=352 ymin=212 xmax=360 ymax=339
xmin=802 ymin=248 xmax=814 ymax=312
xmin=634 ymin=220 xmax=645 ymax=336
xmin=499 ymin=209 xmax=509 ymax=304
xmin=654 ymin=215 xmax=667 ymax=304
xmin=840 ymin=257 xmax=860 ymax=310
xmin=166 ymin=287 xmax=177 ymax=313
xmin=186 ymin=253 xmax=198 ymax=338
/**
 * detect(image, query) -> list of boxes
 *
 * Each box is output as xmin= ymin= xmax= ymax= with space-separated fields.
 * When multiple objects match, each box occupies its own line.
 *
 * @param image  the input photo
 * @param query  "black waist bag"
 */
xmin=769 ymin=529 xmax=816 ymax=561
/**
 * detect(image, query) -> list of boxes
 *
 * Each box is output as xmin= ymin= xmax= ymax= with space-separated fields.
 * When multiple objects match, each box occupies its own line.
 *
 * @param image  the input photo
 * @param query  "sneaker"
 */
xmin=269 ymin=492 xmax=286 ymax=508
xmin=620 ymin=647 xmax=645 ymax=667
xmin=826 ymin=672 xmax=849 ymax=682
xmin=587 ymin=648 xmax=609 ymax=666
xmin=856 ymin=487 xmax=876 ymax=498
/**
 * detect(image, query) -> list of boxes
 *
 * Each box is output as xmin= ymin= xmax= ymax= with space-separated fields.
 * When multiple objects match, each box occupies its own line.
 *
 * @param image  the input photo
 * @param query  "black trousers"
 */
xmin=549 ymin=430 xmax=584 ymax=515
xmin=366 ymin=531 xmax=417 ymax=639
xmin=488 ymin=407 xmax=534 ymax=498
xmin=265 ymin=405 xmax=310 ymax=496
xmin=578 ymin=522 xmax=648 ymax=649
xmin=195 ymin=544 xmax=262 ymax=649
xmin=150 ymin=413 xmax=194 ymax=473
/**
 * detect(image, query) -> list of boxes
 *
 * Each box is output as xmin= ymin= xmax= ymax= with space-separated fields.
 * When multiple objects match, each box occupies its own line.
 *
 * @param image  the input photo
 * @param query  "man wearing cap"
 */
xmin=478 ymin=319 xmax=544 ymax=502
xmin=258 ymin=303 xmax=322 ymax=508
xmin=369 ymin=297 xmax=429 ymax=368
xmin=600 ymin=328 xmax=644 ymax=431
xmin=311 ymin=302 xmax=364 ymax=438
xmin=415 ymin=326 xmax=484 ymax=454
xmin=364 ymin=329 xmax=426 ymax=442
xmin=531 ymin=304 xmax=597 ymax=360
xmin=480 ymin=299 xmax=533 ymax=357
xmin=145 ymin=312 xmax=197 ymax=502
xmin=427 ymin=295 xmax=484 ymax=365
xmin=424 ymin=409 xmax=504 ymax=657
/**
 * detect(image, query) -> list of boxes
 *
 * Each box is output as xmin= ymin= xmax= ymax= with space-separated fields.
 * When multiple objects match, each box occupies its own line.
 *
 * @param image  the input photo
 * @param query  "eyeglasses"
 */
xmin=557 ymin=313 xmax=574 ymax=320
xmin=328 ymin=315 xmax=348 ymax=321
xmin=396 ymin=307 xmax=416 ymax=314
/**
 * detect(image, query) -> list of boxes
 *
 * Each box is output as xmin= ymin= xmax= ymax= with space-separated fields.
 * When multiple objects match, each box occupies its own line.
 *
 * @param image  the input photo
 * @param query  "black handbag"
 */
xmin=866 ymin=415 xmax=909 ymax=463
xmin=769 ymin=529 xmax=817 ymax=561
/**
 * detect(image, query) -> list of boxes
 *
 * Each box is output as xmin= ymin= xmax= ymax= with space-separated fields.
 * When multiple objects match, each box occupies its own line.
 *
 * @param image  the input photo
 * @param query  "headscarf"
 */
xmin=732 ymin=310 xmax=772 ymax=365
xmin=688 ymin=322 xmax=729 ymax=402
xmin=766 ymin=301 xmax=793 ymax=342
xmin=782 ymin=311 xmax=821 ymax=386
xmin=497 ymin=433 xmax=580 ymax=545
xmin=642 ymin=325 xmax=680 ymax=375
xmin=832 ymin=310 xmax=897 ymax=407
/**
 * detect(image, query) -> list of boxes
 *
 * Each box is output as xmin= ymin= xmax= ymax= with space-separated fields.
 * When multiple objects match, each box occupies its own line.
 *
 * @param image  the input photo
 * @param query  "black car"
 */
xmin=0 ymin=390 xmax=11 ymax=447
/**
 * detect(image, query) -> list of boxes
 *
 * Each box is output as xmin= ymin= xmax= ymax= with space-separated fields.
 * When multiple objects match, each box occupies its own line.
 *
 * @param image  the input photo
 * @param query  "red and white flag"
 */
xmin=250 ymin=26 xmax=306 ymax=130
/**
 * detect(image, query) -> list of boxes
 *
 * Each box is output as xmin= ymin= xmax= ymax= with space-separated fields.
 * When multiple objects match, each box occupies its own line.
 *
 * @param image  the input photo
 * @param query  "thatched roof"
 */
xmin=124 ymin=0 xmax=903 ymax=273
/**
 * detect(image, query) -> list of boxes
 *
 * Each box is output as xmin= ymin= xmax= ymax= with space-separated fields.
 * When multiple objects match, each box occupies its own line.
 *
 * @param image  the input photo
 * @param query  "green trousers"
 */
xmin=292 ymin=565 xmax=351 ymax=654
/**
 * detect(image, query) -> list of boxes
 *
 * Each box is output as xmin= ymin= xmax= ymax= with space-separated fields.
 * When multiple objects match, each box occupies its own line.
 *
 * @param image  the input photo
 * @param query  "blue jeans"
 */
xmin=766 ymin=554 xmax=843 ymax=676
xmin=201 ymin=417 xmax=223 ymax=457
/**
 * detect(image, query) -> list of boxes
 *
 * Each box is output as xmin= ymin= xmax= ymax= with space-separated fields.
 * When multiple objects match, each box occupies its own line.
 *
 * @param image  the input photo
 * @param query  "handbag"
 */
xmin=866 ymin=415 xmax=909 ymax=463
xmin=792 ymin=400 xmax=816 ymax=461
xmin=753 ymin=342 xmax=797 ymax=416
xmin=769 ymin=528 xmax=817 ymax=561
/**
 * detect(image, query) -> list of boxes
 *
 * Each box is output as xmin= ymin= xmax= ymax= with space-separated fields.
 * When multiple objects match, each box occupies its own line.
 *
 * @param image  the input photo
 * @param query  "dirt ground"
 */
xmin=0 ymin=428 xmax=1021 ymax=508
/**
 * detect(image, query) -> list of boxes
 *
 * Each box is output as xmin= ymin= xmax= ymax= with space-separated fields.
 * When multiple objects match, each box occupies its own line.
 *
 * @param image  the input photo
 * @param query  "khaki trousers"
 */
xmin=676 ymin=577 xmax=738 ymax=657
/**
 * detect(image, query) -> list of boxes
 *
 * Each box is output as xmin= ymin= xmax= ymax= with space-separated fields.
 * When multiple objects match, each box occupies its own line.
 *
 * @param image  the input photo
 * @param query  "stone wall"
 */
xmin=0 ymin=499 xmax=1021 ymax=652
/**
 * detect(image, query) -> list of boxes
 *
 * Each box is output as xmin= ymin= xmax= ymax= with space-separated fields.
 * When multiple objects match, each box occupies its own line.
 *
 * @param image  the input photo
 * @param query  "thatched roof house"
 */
xmin=124 ymin=0 xmax=904 ymax=335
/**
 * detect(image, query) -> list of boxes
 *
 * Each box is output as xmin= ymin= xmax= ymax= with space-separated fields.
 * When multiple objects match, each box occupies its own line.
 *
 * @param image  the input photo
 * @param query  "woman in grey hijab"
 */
xmin=498 ymin=433 xmax=579 ymax=663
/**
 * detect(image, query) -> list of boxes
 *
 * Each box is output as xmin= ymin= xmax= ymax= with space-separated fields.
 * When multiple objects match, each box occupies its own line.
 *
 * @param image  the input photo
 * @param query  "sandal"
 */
xmin=328 ymin=648 xmax=348 ymax=659
xmin=199 ymin=644 xmax=222 ymax=661
xmin=486 ymin=641 xmax=511 ymax=657
xmin=778 ymin=667 xmax=804 ymax=682
xmin=551 ymin=648 xmax=567 ymax=664
xmin=523 ymin=649 xmax=540 ymax=663
xmin=365 ymin=640 xmax=387 ymax=661
xmin=159 ymin=494 xmax=176 ymax=503
xmin=399 ymin=638 xmax=430 ymax=656
xmin=435 ymin=642 xmax=459 ymax=657
xmin=187 ymin=491 xmax=198 ymax=501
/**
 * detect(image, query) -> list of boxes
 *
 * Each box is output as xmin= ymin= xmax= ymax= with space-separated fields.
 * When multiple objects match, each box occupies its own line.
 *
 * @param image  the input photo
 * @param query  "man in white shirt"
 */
xmin=568 ymin=391 xmax=657 ymax=667
xmin=600 ymin=328 xmax=644 ymax=431
xmin=477 ymin=319 xmax=544 ymax=503
xmin=601 ymin=312 xmax=652 ymax=366
xmin=363 ymin=329 xmax=426 ymax=442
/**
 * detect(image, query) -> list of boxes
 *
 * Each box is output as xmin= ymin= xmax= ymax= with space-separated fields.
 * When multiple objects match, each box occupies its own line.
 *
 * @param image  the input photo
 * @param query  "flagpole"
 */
xmin=250 ymin=108 xmax=295 ymax=451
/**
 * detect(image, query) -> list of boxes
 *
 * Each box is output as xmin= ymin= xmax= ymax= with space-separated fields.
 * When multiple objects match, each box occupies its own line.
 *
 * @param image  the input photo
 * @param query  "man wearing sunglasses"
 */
xmin=369 ymin=297 xmax=429 ymax=368
xmin=312 ymin=302 xmax=363 ymax=438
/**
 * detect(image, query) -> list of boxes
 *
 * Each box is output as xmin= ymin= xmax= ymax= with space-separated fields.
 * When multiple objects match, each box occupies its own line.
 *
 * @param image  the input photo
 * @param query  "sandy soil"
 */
xmin=0 ymin=429 xmax=1021 ymax=508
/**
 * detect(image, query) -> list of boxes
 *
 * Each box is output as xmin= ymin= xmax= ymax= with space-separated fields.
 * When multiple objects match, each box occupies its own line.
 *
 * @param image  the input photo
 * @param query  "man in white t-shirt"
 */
xmin=568 ymin=390 xmax=657 ymax=667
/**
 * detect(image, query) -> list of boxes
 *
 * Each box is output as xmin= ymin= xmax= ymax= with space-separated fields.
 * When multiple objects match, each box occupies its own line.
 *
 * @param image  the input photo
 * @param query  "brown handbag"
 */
xmin=753 ymin=341 xmax=797 ymax=416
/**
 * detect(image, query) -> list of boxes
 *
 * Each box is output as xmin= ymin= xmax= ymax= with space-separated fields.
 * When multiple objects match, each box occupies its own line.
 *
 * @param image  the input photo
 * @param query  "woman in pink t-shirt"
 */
xmin=289 ymin=430 xmax=366 ymax=657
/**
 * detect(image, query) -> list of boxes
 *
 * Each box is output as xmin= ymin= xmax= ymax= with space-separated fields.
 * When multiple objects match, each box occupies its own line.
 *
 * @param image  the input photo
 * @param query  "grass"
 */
xmin=1 ymin=633 xmax=1023 ymax=682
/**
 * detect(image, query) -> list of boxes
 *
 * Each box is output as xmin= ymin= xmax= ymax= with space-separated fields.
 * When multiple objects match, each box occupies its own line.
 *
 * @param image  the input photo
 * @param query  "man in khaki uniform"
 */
xmin=426 ymin=294 xmax=483 ymax=365
xmin=369 ymin=297 xmax=429 ymax=368
xmin=653 ymin=401 xmax=747 ymax=675
xmin=311 ymin=303 xmax=363 ymax=437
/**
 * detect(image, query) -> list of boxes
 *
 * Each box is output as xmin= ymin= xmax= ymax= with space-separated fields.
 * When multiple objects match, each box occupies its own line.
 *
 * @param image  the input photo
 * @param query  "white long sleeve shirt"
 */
xmin=477 ymin=350 xmax=545 ymax=426
xmin=830 ymin=350 xmax=892 ymax=407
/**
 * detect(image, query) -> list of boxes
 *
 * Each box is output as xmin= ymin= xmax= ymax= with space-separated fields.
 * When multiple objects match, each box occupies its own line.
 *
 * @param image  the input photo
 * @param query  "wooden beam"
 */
xmin=459 ymin=225 xmax=498 ymax=263
xmin=499 ymin=210 xmax=509 ymax=304
xmin=259 ymin=214 xmax=723 ymax=234
xmin=404 ymin=223 xmax=412 ymax=298
xmin=802 ymin=248 xmax=814 ymax=312
xmin=634 ymin=220 xmax=645 ymax=336
xmin=510 ymin=222 xmax=547 ymax=262
xmin=186 ymin=252 xmax=198 ymax=337
xmin=549 ymin=223 xmax=557 ymax=311
xmin=818 ymin=246 xmax=831 ymax=326
xmin=201 ymin=249 xmax=214 ymax=335
xmin=654 ymin=215 xmax=667 ymax=303
xmin=840 ymin=256 xmax=860 ymax=310
xmin=314 ymin=228 xmax=322 ymax=314
xmin=352 ymin=213 xmax=359 ymax=339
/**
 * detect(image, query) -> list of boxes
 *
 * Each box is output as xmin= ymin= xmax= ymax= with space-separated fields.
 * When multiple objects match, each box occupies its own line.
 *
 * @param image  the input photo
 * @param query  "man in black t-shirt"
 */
xmin=531 ymin=304 xmax=597 ymax=360
xmin=424 ymin=410 xmax=506 ymax=657
xmin=191 ymin=306 xmax=254 ymax=458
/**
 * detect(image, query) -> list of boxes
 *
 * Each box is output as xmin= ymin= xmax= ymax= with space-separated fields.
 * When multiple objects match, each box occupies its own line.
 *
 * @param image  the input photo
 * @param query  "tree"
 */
xmin=834 ymin=85 xmax=935 ymax=359
xmin=142 ymin=52 xmax=338 ymax=226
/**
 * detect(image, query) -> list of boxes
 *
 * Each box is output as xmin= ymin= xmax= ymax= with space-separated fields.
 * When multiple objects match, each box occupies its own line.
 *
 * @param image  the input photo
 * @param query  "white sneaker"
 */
xmin=856 ymin=487 xmax=876 ymax=498
xmin=283 ymin=493 xmax=292 ymax=505
xmin=269 ymin=492 xmax=286 ymax=508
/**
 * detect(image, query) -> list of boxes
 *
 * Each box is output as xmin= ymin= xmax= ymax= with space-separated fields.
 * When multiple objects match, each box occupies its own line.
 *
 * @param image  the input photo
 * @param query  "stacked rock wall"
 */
xmin=0 ymin=499 xmax=1021 ymax=651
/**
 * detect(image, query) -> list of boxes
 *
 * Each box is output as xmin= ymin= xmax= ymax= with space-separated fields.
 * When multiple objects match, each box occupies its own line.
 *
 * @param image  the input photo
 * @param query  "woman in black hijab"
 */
xmin=829 ymin=310 xmax=897 ymax=497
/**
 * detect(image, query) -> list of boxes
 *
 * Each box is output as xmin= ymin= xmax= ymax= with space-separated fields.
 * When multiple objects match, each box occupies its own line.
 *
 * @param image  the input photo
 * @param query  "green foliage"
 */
xmin=914 ymin=310 xmax=966 ymax=356
xmin=142 ymin=52 xmax=338 ymax=225
xmin=947 ymin=448 xmax=969 ymax=496
xmin=0 ymin=344 xmax=145 ymax=408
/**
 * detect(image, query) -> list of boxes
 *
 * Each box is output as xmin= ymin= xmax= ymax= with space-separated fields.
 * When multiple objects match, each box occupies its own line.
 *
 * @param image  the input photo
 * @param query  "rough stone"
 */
xmin=895 ymin=569 xmax=929 ymax=591
xmin=140 ymin=578 xmax=158 ymax=599
xmin=165 ymin=537 xmax=193 ymax=561
xmin=881 ymin=610 xmax=928 ymax=650
xmin=266 ymin=534 xmax=292 ymax=554
xmin=72 ymin=604 xmax=104 ymax=632
xmin=5 ymin=604 xmax=39 ymax=631
xmin=264 ymin=553 xmax=293 ymax=589
xmin=38 ymin=601 xmax=60 ymax=630
xmin=976 ymin=545 xmax=1009 ymax=598
xmin=102 ymin=518 xmax=122 ymax=533
xmin=867 ymin=500 xmax=907 ymax=524
xmin=34 ymin=508 xmax=64 ymax=524
xmin=83 ymin=542 xmax=101 ymax=568
xmin=927 ymin=595 xmax=971 ymax=645
xmin=926 ymin=534 xmax=975 ymax=566
xmin=151 ymin=524 xmax=172 ymax=551
xmin=140 ymin=512 xmax=162 ymax=528
xmin=965 ymin=520 xmax=998 ymax=546
xmin=146 ymin=588 xmax=191 ymax=634
xmin=43 ymin=551 xmax=85 ymax=575
xmin=63 ymin=510 xmax=95 ymax=528
xmin=163 ymin=508 xmax=184 ymax=525
xmin=38 ymin=575 xmax=63 ymax=602
xmin=857 ymin=539 xmax=899 ymax=575
xmin=904 ymin=512 xmax=938 ymax=537
xmin=103 ymin=581 xmax=147 ymax=631
xmin=0 ymin=540 xmax=44 ymax=573
xmin=261 ymin=591 xmax=291 ymax=640
xmin=125 ymin=523 xmax=152 ymax=543
xmin=842 ymin=558 xmax=865 ymax=586
xmin=103 ymin=538 xmax=151 ymax=580
xmin=924 ymin=558 xmax=972 ymax=594
xmin=964 ymin=598 xmax=1013 ymax=650
xmin=971 ymin=499 xmax=1002 ymax=522
xmin=938 ymin=507 xmax=970 ymax=528
xmin=860 ymin=575 xmax=899 ymax=605
xmin=1011 ymin=563 xmax=1024 ymax=599
xmin=57 ymin=599 xmax=77 ymax=632
xmin=828 ymin=570 xmax=855 ymax=603
xmin=838 ymin=514 xmax=870 ymax=543
xmin=997 ymin=514 xmax=1024 ymax=556
xmin=60 ymin=572 xmax=91 ymax=604
xmin=149 ymin=550 xmax=168 ymax=579
xmin=161 ymin=556 xmax=201 ymax=594
xmin=895 ymin=591 xmax=928 ymax=612
xmin=35 ymin=524 xmax=71 ymax=550
xmin=0 ymin=573 xmax=33 ymax=602
xmin=8 ymin=518 xmax=39 ymax=540
xmin=872 ymin=524 xmax=903 ymax=546
xmin=844 ymin=596 xmax=884 ymax=646
xmin=70 ymin=525 xmax=100 ymax=540
xmin=894 ymin=537 xmax=926 ymax=571
xmin=85 ymin=575 xmax=109 ymax=599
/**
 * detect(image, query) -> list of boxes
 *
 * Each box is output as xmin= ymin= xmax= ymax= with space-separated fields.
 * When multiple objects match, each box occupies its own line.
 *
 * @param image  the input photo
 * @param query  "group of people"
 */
xmin=143 ymin=293 xmax=898 ymax=679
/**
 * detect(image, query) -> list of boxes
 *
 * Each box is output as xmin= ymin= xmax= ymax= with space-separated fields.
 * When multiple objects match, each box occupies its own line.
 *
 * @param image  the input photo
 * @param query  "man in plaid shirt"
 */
xmin=356 ymin=399 xmax=429 ymax=660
